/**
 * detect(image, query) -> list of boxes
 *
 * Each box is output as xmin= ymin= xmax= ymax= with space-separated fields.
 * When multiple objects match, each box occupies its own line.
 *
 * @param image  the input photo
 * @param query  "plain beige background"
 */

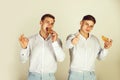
xmin=0 ymin=0 xmax=120 ymax=80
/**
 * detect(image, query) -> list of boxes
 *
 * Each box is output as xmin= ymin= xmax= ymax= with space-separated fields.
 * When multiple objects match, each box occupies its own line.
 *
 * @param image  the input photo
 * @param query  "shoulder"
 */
xmin=57 ymin=38 xmax=62 ymax=44
xmin=66 ymin=33 xmax=76 ymax=40
xmin=67 ymin=33 xmax=76 ymax=37
xmin=90 ymin=34 xmax=99 ymax=42
xmin=28 ymin=33 xmax=38 ymax=41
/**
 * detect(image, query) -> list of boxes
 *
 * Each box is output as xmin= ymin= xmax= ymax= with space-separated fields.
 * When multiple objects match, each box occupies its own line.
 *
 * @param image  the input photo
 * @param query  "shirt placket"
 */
xmin=84 ymin=40 xmax=88 ymax=68
xmin=42 ymin=40 xmax=45 ymax=80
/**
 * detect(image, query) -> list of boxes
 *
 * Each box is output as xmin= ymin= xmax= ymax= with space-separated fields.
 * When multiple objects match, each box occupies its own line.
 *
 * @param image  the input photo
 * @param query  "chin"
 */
xmin=85 ymin=31 xmax=89 ymax=34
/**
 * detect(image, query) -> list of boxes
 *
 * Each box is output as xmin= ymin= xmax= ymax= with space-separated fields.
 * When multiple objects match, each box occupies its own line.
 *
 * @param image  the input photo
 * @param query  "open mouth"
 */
xmin=46 ymin=27 xmax=52 ymax=34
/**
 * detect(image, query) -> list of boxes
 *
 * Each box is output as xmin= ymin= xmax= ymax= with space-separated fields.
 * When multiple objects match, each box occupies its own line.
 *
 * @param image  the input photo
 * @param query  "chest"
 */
xmin=30 ymin=39 xmax=53 ymax=55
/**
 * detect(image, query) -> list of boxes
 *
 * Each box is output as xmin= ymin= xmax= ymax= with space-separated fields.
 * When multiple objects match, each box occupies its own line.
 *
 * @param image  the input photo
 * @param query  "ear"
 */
xmin=80 ymin=21 xmax=83 ymax=26
xmin=40 ymin=21 xmax=42 ymax=25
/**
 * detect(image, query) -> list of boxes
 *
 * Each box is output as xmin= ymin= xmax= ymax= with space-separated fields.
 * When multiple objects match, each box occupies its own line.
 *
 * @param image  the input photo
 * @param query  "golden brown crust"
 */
xmin=46 ymin=28 xmax=53 ymax=34
xmin=102 ymin=35 xmax=109 ymax=42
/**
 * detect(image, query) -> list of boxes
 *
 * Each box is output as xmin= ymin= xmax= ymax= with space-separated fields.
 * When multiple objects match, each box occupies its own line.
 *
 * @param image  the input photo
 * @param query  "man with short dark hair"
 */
xmin=19 ymin=14 xmax=65 ymax=80
xmin=66 ymin=15 xmax=112 ymax=80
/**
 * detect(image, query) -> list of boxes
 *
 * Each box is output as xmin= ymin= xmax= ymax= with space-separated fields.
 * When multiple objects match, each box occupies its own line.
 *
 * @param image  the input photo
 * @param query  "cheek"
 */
xmin=44 ymin=23 xmax=49 ymax=26
xmin=86 ymin=26 xmax=93 ymax=30
xmin=48 ymin=25 xmax=54 ymax=28
xmin=82 ymin=26 xmax=87 ymax=30
xmin=43 ymin=23 xmax=49 ymax=28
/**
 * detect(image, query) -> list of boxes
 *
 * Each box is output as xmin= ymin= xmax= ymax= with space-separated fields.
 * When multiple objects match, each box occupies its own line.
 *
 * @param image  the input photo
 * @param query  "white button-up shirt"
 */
xmin=66 ymin=32 xmax=108 ymax=72
xmin=20 ymin=33 xmax=65 ymax=73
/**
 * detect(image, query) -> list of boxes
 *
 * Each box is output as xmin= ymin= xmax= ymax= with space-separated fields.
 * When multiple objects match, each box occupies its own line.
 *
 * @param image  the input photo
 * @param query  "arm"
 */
xmin=19 ymin=34 xmax=30 ymax=63
xmin=66 ymin=34 xmax=78 ymax=49
xmin=20 ymin=44 xmax=30 ymax=63
xmin=49 ymin=30 xmax=65 ymax=62
xmin=52 ymin=39 xmax=65 ymax=62
xmin=97 ymin=38 xmax=112 ymax=60
xmin=97 ymin=48 xmax=108 ymax=60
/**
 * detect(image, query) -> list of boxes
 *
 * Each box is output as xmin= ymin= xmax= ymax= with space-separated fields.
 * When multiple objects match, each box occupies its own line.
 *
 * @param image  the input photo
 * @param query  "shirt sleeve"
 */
xmin=20 ymin=42 xmax=30 ymax=63
xmin=97 ymin=48 xmax=109 ymax=60
xmin=66 ymin=34 xmax=75 ymax=49
xmin=52 ymin=39 xmax=65 ymax=62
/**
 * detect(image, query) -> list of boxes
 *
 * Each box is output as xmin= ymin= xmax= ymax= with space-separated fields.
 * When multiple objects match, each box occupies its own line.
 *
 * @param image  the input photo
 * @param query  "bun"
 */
xmin=102 ymin=35 xmax=109 ymax=42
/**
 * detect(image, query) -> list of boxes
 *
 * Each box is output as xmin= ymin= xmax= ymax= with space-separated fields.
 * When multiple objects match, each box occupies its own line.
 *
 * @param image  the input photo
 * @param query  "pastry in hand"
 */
xmin=46 ymin=28 xmax=53 ymax=34
xmin=102 ymin=35 xmax=109 ymax=42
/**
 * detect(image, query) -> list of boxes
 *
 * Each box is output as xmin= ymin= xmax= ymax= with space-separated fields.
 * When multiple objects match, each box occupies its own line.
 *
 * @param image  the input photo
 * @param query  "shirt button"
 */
xmin=22 ymin=54 xmax=24 ymax=56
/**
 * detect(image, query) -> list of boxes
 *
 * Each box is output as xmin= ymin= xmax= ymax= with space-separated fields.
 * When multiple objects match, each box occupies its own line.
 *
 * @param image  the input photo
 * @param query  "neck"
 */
xmin=79 ymin=29 xmax=89 ymax=39
xmin=39 ymin=30 xmax=49 ymax=40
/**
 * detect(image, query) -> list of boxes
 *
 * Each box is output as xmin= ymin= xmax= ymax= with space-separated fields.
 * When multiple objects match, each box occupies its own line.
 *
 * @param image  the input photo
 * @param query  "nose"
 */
xmin=87 ymin=26 xmax=91 ymax=29
xmin=48 ymin=22 xmax=53 ymax=27
xmin=46 ymin=25 xmax=52 ymax=30
xmin=47 ymin=24 xmax=52 ymax=27
xmin=87 ymin=25 xmax=93 ymax=29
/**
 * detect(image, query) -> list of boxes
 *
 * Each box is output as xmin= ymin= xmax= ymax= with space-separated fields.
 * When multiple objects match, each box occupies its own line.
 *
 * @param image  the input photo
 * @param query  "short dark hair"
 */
xmin=82 ymin=15 xmax=96 ymax=24
xmin=41 ymin=14 xmax=55 ymax=21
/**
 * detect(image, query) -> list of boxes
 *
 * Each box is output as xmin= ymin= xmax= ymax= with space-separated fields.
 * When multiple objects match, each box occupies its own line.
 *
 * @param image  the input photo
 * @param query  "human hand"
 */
xmin=19 ymin=34 xmax=29 ymax=49
xmin=104 ymin=39 xmax=112 ymax=49
xmin=46 ymin=27 xmax=52 ymax=34
xmin=51 ymin=30 xmax=58 ymax=42
xmin=102 ymin=36 xmax=112 ymax=49
xmin=46 ymin=28 xmax=58 ymax=42
xmin=72 ymin=33 xmax=80 ymax=45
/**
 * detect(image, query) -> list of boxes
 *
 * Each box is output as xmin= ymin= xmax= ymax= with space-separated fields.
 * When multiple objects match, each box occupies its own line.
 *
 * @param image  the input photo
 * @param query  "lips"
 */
xmin=86 ymin=29 xmax=90 ymax=32
xmin=46 ymin=27 xmax=52 ymax=34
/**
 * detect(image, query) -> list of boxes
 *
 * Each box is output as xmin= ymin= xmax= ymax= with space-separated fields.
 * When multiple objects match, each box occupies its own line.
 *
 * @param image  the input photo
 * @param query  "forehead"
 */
xmin=43 ymin=17 xmax=55 ymax=22
xmin=83 ymin=20 xmax=94 ymax=25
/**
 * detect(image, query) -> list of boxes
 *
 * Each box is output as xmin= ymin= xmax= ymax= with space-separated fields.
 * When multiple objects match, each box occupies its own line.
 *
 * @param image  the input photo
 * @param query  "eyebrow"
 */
xmin=45 ymin=20 xmax=54 ymax=25
xmin=85 ymin=21 xmax=94 ymax=27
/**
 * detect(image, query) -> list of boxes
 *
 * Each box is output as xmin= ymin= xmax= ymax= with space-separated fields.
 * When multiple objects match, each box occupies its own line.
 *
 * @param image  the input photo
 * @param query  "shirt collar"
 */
xmin=78 ymin=30 xmax=92 ymax=40
xmin=37 ymin=32 xmax=51 ymax=41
